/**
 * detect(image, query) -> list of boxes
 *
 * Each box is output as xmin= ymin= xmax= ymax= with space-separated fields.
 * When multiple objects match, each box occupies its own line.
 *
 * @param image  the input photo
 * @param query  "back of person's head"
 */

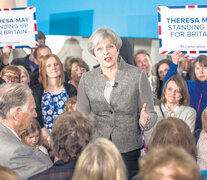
xmin=148 ymin=117 xmax=197 ymax=160
xmin=138 ymin=145 xmax=204 ymax=180
xmin=0 ymin=83 xmax=31 ymax=119
xmin=65 ymin=96 xmax=77 ymax=111
xmin=72 ymin=138 xmax=127 ymax=180
xmin=51 ymin=111 xmax=92 ymax=163
xmin=38 ymin=30 xmax=46 ymax=44
xmin=0 ymin=165 xmax=20 ymax=180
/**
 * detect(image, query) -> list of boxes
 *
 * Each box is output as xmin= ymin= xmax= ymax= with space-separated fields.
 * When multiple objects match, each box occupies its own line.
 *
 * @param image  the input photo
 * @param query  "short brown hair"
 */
xmin=64 ymin=57 xmax=89 ymax=79
xmin=192 ymin=55 xmax=207 ymax=80
xmin=0 ymin=65 xmax=21 ymax=79
xmin=65 ymin=96 xmax=77 ymax=111
xmin=39 ymin=54 xmax=65 ymax=90
xmin=160 ymin=75 xmax=189 ymax=106
xmin=138 ymin=145 xmax=204 ymax=180
xmin=148 ymin=117 xmax=197 ymax=160
xmin=51 ymin=111 xmax=92 ymax=162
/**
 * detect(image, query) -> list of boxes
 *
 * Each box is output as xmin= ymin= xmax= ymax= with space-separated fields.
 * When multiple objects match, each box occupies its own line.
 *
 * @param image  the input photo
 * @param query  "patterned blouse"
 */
xmin=41 ymin=86 xmax=69 ymax=131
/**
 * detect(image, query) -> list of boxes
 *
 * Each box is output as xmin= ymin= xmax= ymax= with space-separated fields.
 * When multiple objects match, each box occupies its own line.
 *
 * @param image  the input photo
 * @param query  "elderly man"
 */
xmin=0 ymin=83 xmax=52 ymax=180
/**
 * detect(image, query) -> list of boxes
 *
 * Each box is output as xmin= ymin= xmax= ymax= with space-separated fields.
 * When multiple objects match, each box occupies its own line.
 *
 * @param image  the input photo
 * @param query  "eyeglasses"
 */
xmin=166 ymin=87 xmax=181 ymax=94
xmin=3 ymin=74 xmax=19 ymax=82
xmin=72 ymin=67 xmax=86 ymax=73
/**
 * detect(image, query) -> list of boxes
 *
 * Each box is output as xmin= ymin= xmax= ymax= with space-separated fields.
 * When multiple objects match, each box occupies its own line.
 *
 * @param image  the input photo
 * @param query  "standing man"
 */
xmin=134 ymin=49 xmax=158 ymax=104
xmin=0 ymin=83 xmax=52 ymax=180
xmin=29 ymin=44 xmax=52 ymax=87
xmin=11 ymin=31 xmax=46 ymax=76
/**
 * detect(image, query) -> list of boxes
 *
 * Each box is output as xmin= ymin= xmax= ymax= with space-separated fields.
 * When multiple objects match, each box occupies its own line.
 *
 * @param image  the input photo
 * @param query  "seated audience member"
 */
xmin=197 ymin=107 xmax=207 ymax=170
xmin=155 ymin=59 xmax=171 ymax=100
xmin=144 ymin=75 xmax=196 ymax=145
xmin=72 ymin=138 xmax=127 ymax=180
xmin=65 ymin=57 xmax=89 ymax=90
xmin=28 ymin=111 xmax=93 ymax=180
xmin=0 ymin=65 xmax=20 ymax=83
xmin=21 ymin=119 xmax=48 ymax=155
xmin=17 ymin=65 xmax=30 ymax=85
xmin=134 ymin=49 xmax=158 ymax=104
xmin=65 ymin=96 xmax=77 ymax=111
xmin=138 ymin=145 xmax=204 ymax=180
xmin=163 ymin=51 xmax=207 ymax=132
xmin=11 ymin=31 xmax=46 ymax=76
xmin=0 ymin=165 xmax=20 ymax=180
xmin=148 ymin=117 xmax=197 ymax=160
xmin=32 ymin=54 xmax=77 ymax=148
xmin=0 ymin=83 xmax=52 ymax=180
xmin=0 ymin=46 xmax=11 ymax=71
xmin=30 ymin=44 xmax=52 ymax=87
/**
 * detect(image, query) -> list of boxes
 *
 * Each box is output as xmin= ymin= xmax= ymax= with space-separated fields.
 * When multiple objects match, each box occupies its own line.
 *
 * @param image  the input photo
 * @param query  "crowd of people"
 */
xmin=0 ymin=28 xmax=206 ymax=180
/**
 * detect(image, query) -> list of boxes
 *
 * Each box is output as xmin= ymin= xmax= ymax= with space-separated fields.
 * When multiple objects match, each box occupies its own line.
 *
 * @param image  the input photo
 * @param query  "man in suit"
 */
xmin=0 ymin=83 xmax=53 ymax=180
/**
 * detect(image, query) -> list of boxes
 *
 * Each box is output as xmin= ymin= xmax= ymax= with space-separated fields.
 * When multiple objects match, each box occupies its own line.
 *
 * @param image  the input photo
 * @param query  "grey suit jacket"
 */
xmin=0 ymin=123 xmax=53 ymax=180
xmin=77 ymin=57 xmax=157 ymax=153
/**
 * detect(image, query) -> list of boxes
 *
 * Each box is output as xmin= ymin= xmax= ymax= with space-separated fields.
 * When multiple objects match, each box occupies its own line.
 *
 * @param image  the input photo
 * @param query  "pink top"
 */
xmin=197 ymin=130 xmax=207 ymax=170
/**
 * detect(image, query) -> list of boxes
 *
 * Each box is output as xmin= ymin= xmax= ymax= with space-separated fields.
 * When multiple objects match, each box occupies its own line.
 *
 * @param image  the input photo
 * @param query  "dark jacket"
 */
xmin=28 ymin=160 xmax=76 ymax=180
xmin=11 ymin=55 xmax=33 ymax=75
xmin=32 ymin=83 xmax=77 ymax=127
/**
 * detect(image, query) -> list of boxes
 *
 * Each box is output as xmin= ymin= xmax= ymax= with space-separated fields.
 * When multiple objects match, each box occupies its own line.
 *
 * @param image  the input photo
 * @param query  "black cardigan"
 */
xmin=32 ymin=83 xmax=77 ymax=127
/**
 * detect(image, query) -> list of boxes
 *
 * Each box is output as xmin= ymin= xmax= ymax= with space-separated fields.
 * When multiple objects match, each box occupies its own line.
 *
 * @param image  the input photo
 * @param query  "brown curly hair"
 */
xmin=51 ymin=111 xmax=93 ymax=162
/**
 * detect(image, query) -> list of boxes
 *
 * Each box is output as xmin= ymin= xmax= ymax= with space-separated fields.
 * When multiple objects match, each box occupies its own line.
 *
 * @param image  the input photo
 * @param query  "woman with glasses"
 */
xmin=64 ymin=57 xmax=89 ymax=90
xmin=163 ymin=51 xmax=207 ymax=132
xmin=144 ymin=75 xmax=196 ymax=145
xmin=0 ymin=65 xmax=20 ymax=83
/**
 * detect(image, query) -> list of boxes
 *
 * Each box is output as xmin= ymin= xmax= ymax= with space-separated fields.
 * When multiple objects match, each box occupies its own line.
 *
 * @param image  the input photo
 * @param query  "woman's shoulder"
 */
xmin=179 ymin=105 xmax=196 ymax=114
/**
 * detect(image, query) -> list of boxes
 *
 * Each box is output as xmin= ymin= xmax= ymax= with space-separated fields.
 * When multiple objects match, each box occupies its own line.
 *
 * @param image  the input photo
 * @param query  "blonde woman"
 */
xmin=72 ymin=138 xmax=127 ymax=180
xmin=17 ymin=65 xmax=30 ymax=85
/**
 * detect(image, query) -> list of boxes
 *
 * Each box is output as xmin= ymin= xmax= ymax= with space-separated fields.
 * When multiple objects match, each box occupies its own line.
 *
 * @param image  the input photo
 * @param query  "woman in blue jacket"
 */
xmin=163 ymin=51 xmax=207 ymax=132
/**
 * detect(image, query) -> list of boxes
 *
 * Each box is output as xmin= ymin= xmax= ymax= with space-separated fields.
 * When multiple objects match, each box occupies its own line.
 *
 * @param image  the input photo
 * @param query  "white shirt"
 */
xmin=104 ymin=80 xmax=115 ymax=104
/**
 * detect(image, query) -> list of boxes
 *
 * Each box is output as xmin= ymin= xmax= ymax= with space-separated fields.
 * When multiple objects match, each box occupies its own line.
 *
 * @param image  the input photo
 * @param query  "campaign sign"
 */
xmin=0 ymin=7 xmax=38 ymax=49
xmin=158 ymin=5 xmax=207 ymax=55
